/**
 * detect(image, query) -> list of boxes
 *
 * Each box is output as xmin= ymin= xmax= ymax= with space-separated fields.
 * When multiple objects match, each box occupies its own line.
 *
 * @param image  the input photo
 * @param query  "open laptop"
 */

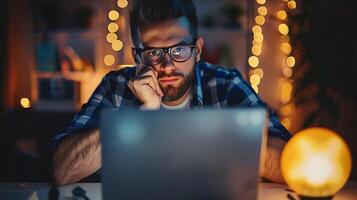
xmin=100 ymin=108 xmax=268 ymax=200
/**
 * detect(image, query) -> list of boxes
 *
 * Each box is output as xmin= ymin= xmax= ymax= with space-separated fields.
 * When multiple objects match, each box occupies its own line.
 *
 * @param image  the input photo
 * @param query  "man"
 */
xmin=51 ymin=0 xmax=291 ymax=186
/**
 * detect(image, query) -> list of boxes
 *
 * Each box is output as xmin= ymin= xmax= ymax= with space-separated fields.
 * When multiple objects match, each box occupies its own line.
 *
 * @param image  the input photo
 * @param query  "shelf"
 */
xmin=36 ymin=71 xmax=95 ymax=81
xmin=34 ymin=100 xmax=77 ymax=112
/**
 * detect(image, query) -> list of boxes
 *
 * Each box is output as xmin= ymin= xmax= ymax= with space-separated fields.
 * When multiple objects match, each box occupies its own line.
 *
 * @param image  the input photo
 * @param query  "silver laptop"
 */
xmin=100 ymin=108 xmax=268 ymax=200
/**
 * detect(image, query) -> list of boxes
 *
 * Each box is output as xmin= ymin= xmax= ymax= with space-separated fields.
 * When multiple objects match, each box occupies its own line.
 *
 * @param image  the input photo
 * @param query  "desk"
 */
xmin=0 ymin=182 xmax=356 ymax=199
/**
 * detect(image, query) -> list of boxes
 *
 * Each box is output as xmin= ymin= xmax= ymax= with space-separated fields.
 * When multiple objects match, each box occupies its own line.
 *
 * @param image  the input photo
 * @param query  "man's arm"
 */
xmin=52 ymin=129 xmax=101 ymax=186
xmin=224 ymin=69 xmax=291 ymax=183
xmin=261 ymin=136 xmax=286 ymax=183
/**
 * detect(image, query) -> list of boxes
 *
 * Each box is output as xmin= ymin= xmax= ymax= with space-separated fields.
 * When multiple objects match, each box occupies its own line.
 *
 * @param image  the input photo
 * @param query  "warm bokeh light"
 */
xmin=108 ymin=10 xmax=120 ymax=21
xmin=117 ymin=0 xmax=129 ymax=8
xmin=108 ymin=22 xmax=119 ymax=33
xmin=281 ymin=128 xmax=352 ymax=197
xmin=254 ymin=68 xmax=264 ymax=78
xmin=104 ymin=55 xmax=115 ymax=66
xmin=255 ymin=15 xmax=266 ymax=25
xmin=286 ymin=56 xmax=296 ymax=67
xmin=252 ymin=25 xmax=262 ymax=34
xmin=248 ymin=56 xmax=259 ymax=68
xmin=282 ymin=81 xmax=293 ymax=94
xmin=250 ymin=74 xmax=261 ymax=86
xmin=258 ymin=6 xmax=267 ymax=16
xmin=252 ymin=45 xmax=262 ymax=56
xmin=252 ymin=85 xmax=259 ymax=93
xmin=287 ymin=0 xmax=297 ymax=10
xmin=106 ymin=33 xmax=118 ymax=43
xmin=254 ymin=32 xmax=264 ymax=43
xmin=280 ymin=104 xmax=293 ymax=116
xmin=256 ymin=0 xmax=266 ymax=5
xmin=282 ymin=66 xmax=293 ymax=78
xmin=112 ymin=40 xmax=123 ymax=51
xmin=279 ymin=23 xmax=289 ymax=35
xmin=277 ymin=10 xmax=287 ymax=20
xmin=281 ymin=91 xmax=291 ymax=104
xmin=252 ymin=40 xmax=263 ymax=47
xmin=281 ymin=42 xmax=292 ymax=54
xmin=20 ymin=98 xmax=31 ymax=108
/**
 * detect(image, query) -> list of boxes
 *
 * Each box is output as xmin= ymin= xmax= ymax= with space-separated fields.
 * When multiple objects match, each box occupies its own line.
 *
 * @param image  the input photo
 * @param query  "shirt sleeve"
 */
xmin=49 ymin=73 xmax=115 ymax=152
xmin=226 ymin=69 xmax=292 ymax=141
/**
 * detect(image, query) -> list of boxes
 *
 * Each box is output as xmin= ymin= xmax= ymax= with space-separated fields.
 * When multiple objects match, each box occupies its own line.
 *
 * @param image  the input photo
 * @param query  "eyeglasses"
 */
xmin=135 ymin=43 xmax=196 ymax=66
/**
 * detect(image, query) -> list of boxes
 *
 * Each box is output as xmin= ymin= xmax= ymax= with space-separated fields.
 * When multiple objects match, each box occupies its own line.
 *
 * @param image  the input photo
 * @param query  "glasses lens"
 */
xmin=142 ymin=49 xmax=163 ymax=65
xmin=170 ymin=46 xmax=192 ymax=62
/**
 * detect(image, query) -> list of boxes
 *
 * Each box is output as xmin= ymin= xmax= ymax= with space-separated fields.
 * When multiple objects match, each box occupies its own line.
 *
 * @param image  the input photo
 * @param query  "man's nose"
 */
xmin=160 ymin=53 xmax=175 ymax=74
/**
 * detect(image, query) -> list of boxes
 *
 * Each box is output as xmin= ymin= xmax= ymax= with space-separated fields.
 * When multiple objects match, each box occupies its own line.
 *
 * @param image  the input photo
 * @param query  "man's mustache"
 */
xmin=158 ymin=71 xmax=184 ymax=79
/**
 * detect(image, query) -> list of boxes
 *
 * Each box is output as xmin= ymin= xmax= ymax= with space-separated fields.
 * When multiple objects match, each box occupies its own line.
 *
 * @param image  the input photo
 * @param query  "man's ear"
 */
xmin=195 ymin=37 xmax=204 ymax=62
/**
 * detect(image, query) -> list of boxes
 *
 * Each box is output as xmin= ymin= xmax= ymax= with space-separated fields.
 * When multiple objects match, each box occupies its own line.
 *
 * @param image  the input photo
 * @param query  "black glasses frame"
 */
xmin=134 ymin=42 xmax=196 ymax=65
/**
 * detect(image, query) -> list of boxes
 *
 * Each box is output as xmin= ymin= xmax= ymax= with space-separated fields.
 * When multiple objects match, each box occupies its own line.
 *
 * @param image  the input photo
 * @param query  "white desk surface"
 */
xmin=0 ymin=181 xmax=356 ymax=200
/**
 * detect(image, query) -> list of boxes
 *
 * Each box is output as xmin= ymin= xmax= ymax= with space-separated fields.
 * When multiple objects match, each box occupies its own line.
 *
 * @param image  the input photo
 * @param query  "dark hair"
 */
xmin=130 ymin=0 xmax=198 ymax=48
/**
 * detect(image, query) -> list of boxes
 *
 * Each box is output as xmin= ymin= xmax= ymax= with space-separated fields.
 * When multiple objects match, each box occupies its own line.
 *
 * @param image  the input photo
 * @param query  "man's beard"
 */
xmin=159 ymin=69 xmax=194 ymax=102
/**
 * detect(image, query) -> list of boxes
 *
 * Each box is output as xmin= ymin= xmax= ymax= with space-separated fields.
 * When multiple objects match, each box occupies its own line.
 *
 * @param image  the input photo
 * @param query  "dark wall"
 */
xmin=0 ymin=0 xmax=8 ymax=112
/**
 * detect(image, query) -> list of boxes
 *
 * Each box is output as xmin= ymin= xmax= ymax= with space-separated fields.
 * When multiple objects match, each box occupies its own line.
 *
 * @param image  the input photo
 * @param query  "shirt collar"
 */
xmin=190 ymin=62 xmax=204 ymax=108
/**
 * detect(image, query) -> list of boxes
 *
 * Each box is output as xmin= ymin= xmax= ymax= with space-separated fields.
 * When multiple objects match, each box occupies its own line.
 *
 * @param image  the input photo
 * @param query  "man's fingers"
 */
xmin=147 ymin=71 xmax=163 ymax=97
xmin=137 ymin=70 xmax=163 ymax=97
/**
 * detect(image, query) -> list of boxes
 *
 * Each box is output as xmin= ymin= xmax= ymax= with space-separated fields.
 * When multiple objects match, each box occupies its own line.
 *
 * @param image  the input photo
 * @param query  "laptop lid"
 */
xmin=100 ymin=108 xmax=268 ymax=200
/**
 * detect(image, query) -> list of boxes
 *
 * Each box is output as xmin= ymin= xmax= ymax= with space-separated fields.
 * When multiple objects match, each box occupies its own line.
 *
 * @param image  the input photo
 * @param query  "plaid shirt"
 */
xmin=51 ymin=61 xmax=291 ymax=150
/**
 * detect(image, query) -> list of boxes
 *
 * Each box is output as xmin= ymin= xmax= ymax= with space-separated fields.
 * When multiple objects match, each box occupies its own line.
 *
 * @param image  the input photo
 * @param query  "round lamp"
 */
xmin=281 ymin=127 xmax=352 ymax=200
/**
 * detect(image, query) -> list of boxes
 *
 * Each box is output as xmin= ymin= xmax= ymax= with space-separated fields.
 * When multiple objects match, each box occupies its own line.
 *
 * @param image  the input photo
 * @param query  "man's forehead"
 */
xmin=139 ymin=17 xmax=193 ymax=48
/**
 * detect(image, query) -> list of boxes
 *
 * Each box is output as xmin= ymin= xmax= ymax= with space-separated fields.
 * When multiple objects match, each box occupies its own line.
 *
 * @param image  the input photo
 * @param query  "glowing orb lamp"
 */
xmin=281 ymin=127 xmax=352 ymax=200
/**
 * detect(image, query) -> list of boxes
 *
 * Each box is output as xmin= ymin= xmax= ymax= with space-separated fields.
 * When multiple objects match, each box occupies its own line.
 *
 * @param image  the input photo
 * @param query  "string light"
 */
xmin=249 ymin=0 xmax=267 ymax=94
xmin=278 ymin=23 xmax=289 ymax=35
xmin=252 ymin=25 xmax=262 ymax=34
xmin=104 ymin=55 xmax=115 ymax=66
xmin=117 ymin=0 xmax=128 ymax=8
xmin=252 ymin=45 xmax=262 ymax=56
xmin=105 ymin=2 xmax=128 ymax=66
xmin=278 ymin=0 xmax=297 ymax=130
xmin=20 ymin=98 xmax=31 ymax=108
xmin=112 ymin=40 xmax=124 ymax=51
xmin=286 ymin=56 xmax=296 ymax=67
xmin=254 ymin=68 xmax=264 ymax=78
xmin=106 ymin=33 xmax=118 ymax=43
xmin=108 ymin=22 xmax=119 ymax=33
xmin=248 ymin=56 xmax=259 ymax=68
xmin=277 ymin=10 xmax=287 ymax=20
xmin=281 ymin=42 xmax=292 ymax=54
xmin=256 ymin=0 xmax=266 ymax=5
xmin=287 ymin=0 xmax=297 ymax=10
xmin=108 ymin=10 xmax=120 ymax=21
xmin=258 ymin=6 xmax=268 ymax=16
xmin=255 ymin=15 xmax=266 ymax=25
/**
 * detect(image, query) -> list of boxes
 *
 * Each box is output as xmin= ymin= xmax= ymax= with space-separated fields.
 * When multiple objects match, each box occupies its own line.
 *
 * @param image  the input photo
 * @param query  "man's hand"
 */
xmin=128 ymin=66 xmax=163 ymax=109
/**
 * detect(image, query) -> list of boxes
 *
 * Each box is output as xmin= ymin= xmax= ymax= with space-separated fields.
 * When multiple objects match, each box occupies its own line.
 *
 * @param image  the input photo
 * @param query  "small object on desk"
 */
xmin=72 ymin=186 xmax=90 ymax=200
xmin=281 ymin=127 xmax=352 ymax=200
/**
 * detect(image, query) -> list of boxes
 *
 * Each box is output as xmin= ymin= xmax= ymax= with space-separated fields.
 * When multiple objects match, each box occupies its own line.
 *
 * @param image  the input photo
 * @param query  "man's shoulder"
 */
xmin=104 ymin=66 xmax=137 ymax=80
xmin=198 ymin=62 xmax=245 ymax=84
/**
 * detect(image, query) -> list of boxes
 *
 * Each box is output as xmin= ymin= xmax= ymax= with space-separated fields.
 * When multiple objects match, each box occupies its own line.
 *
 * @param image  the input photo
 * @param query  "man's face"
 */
xmin=138 ymin=17 xmax=203 ymax=102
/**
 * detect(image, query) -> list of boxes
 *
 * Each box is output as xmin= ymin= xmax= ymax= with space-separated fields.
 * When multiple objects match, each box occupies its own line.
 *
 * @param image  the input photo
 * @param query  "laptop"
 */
xmin=100 ymin=108 xmax=268 ymax=200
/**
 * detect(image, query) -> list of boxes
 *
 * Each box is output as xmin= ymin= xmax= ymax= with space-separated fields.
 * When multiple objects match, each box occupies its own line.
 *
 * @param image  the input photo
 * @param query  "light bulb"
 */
xmin=281 ymin=127 xmax=352 ymax=199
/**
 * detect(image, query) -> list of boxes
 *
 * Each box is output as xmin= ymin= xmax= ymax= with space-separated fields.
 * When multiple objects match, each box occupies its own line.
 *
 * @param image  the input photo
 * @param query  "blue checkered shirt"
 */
xmin=51 ymin=61 xmax=291 ymax=150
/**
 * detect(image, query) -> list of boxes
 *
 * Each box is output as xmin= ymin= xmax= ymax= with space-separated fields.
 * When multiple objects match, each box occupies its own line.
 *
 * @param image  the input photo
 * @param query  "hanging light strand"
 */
xmin=279 ymin=0 xmax=297 ymax=130
xmin=104 ymin=0 xmax=129 ymax=66
xmin=248 ymin=0 xmax=268 ymax=94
